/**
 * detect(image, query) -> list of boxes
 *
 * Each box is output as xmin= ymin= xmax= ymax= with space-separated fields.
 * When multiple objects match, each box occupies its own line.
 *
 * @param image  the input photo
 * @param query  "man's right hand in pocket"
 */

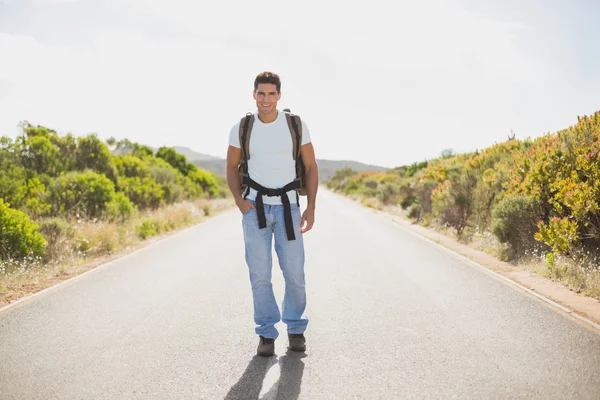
xmin=236 ymin=198 xmax=256 ymax=214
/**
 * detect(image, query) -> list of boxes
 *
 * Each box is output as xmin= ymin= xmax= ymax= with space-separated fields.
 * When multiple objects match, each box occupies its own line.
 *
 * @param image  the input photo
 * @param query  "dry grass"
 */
xmin=457 ymin=237 xmax=600 ymax=301
xmin=0 ymin=198 xmax=235 ymax=307
xmin=463 ymin=228 xmax=600 ymax=299
xmin=361 ymin=197 xmax=382 ymax=210
xmin=466 ymin=229 xmax=511 ymax=260
xmin=522 ymin=254 xmax=600 ymax=299
xmin=433 ymin=224 xmax=600 ymax=300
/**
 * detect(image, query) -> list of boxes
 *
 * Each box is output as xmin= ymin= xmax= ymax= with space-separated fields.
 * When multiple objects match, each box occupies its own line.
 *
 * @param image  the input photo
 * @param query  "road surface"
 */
xmin=1 ymin=189 xmax=600 ymax=399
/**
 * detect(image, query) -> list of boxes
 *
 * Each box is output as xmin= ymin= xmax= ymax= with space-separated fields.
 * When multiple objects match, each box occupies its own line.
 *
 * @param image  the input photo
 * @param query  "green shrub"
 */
xmin=377 ymin=183 xmax=398 ymax=205
xmin=0 ymin=198 xmax=47 ymax=261
xmin=400 ymin=195 xmax=417 ymax=210
xmin=432 ymin=172 xmax=477 ymax=236
xmin=344 ymin=180 xmax=360 ymax=195
xmin=21 ymin=134 xmax=62 ymax=176
xmin=22 ymin=177 xmax=51 ymax=218
xmin=148 ymin=163 xmax=187 ymax=203
xmin=150 ymin=164 xmax=178 ymax=184
xmin=118 ymin=177 xmax=164 ymax=210
xmin=114 ymin=154 xmax=150 ymax=178
xmin=413 ymin=180 xmax=437 ymax=214
xmin=137 ymin=219 xmax=161 ymax=239
xmin=408 ymin=203 xmax=422 ymax=221
xmin=155 ymin=147 xmax=193 ymax=176
xmin=491 ymin=194 xmax=545 ymax=258
xmin=0 ymin=154 xmax=28 ymax=210
xmin=405 ymin=161 xmax=428 ymax=177
xmin=188 ymin=168 xmax=219 ymax=198
xmin=48 ymin=170 xmax=116 ymax=219
xmin=105 ymin=192 xmax=136 ymax=221
xmin=327 ymin=168 xmax=357 ymax=191
xmin=364 ymin=179 xmax=378 ymax=190
xmin=73 ymin=236 xmax=92 ymax=254
xmin=535 ymin=217 xmax=579 ymax=254
xmin=160 ymin=182 xmax=186 ymax=204
xmin=75 ymin=134 xmax=118 ymax=182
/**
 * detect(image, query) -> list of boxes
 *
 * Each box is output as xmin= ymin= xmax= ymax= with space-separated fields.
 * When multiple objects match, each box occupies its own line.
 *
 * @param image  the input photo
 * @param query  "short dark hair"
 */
xmin=254 ymin=71 xmax=281 ymax=93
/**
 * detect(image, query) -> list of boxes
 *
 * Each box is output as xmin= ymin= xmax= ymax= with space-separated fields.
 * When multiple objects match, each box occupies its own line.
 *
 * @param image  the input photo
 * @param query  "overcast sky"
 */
xmin=1 ymin=0 xmax=599 ymax=168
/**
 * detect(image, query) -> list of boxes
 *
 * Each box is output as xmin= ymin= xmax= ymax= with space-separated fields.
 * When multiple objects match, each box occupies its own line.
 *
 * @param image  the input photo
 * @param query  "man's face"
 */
xmin=253 ymin=83 xmax=281 ymax=116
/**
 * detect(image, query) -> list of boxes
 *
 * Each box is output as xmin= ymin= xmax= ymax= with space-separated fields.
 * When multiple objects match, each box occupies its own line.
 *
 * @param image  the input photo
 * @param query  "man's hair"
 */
xmin=254 ymin=71 xmax=281 ymax=93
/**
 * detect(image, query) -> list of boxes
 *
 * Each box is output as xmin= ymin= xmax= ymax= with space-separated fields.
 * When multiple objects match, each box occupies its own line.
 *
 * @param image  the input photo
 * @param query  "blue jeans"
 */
xmin=242 ymin=200 xmax=308 ymax=339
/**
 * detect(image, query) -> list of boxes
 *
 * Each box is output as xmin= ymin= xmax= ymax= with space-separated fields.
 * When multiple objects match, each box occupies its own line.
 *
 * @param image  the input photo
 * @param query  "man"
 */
xmin=226 ymin=71 xmax=318 ymax=357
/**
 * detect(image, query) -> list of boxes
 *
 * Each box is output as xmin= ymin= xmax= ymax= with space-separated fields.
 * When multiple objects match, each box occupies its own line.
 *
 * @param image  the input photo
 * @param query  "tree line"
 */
xmin=0 ymin=122 xmax=228 ymax=262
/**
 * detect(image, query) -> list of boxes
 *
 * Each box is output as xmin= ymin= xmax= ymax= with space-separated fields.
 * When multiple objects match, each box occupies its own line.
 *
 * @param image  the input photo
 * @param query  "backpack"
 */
xmin=237 ymin=108 xmax=307 ymax=198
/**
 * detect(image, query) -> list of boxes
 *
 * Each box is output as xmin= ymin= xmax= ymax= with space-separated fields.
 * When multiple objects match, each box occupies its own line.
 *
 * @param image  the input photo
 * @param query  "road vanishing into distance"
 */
xmin=2 ymin=189 xmax=600 ymax=399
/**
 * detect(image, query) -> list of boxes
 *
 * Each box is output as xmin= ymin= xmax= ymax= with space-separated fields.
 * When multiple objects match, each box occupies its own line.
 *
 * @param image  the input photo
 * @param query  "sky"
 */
xmin=0 ymin=0 xmax=599 ymax=168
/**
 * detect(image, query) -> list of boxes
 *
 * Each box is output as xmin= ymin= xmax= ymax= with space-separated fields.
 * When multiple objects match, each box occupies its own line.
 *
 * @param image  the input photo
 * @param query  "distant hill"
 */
xmin=115 ymin=144 xmax=388 ymax=182
xmin=193 ymin=159 xmax=227 ymax=177
xmin=172 ymin=146 xmax=221 ymax=162
xmin=112 ymin=145 xmax=219 ymax=162
xmin=192 ymin=156 xmax=388 ymax=182
xmin=315 ymin=159 xmax=388 ymax=181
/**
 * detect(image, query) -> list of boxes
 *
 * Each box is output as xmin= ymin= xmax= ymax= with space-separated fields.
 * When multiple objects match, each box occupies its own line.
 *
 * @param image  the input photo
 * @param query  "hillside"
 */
xmin=117 ymin=144 xmax=389 ymax=182
xmin=315 ymin=159 xmax=388 ymax=181
xmin=191 ymin=156 xmax=388 ymax=182
xmin=113 ymin=145 xmax=228 ymax=176
xmin=172 ymin=146 xmax=221 ymax=162
xmin=193 ymin=159 xmax=227 ymax=178
xmin=120 ymin=146 xmax=388 ymax=181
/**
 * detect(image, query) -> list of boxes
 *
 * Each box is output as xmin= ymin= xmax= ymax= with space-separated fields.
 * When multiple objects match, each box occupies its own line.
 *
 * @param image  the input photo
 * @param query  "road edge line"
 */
xmin=380 ymin=212 xmax=600 ymax=332
xmin=324 ymin=189 xmax=600 ymax=332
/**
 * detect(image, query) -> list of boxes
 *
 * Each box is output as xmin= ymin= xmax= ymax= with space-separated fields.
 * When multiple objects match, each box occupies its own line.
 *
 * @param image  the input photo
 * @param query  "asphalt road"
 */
xmin=1 ymin=189 xmax=600 ymax=400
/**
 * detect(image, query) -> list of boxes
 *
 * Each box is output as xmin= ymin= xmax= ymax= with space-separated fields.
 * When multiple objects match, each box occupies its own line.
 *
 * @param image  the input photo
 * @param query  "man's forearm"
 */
xmin=226 ymin=166 xmax=243 ymax=203
xmin=305 ymin=164 xmax=319 ymax=210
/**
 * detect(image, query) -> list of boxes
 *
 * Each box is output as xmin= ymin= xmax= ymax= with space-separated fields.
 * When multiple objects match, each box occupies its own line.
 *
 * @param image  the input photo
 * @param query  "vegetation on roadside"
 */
xmin=327 ymin=111 xmax=600 ymax=299
xmin=0 ymin=122 xmax=230 ymax=283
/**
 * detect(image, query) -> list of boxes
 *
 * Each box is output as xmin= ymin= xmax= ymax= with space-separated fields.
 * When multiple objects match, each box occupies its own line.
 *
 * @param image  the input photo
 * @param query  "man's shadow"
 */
xmin=224 ymin=350 xmax=307 ymax=400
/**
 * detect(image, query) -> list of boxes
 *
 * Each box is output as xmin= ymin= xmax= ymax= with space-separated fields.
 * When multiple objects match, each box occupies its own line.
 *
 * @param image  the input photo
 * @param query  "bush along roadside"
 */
xmin=0 ymin=122 xmax=233 ymax=305
xmin=326 ymin=110 xmax=600 ymax=300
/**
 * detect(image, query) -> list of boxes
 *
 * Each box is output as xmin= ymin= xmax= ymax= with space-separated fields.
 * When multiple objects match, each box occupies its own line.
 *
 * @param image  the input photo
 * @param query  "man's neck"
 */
xmin=257 ymin=109 xmax=278 ymax=124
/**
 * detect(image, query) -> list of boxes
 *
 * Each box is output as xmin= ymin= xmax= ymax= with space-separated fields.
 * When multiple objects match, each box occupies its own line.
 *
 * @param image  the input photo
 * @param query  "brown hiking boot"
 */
xmin=288 ymin=333 xmax=306 ymax=352
xmin=257 ymin=336 xmax=275 ymax=357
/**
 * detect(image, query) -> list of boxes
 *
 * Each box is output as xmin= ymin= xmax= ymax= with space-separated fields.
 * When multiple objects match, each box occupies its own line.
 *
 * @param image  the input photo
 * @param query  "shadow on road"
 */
xmin=224 ymin=350 xmax=307 ymax=400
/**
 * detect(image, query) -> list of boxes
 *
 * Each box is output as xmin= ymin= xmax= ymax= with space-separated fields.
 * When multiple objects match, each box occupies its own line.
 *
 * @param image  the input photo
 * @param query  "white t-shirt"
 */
xmin=229 ymin=109 xmax=311 ymax=205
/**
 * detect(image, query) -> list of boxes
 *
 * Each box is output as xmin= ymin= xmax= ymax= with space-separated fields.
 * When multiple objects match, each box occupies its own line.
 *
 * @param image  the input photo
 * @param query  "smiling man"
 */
xmin=226 ymin=71 xmax=318 ymax=357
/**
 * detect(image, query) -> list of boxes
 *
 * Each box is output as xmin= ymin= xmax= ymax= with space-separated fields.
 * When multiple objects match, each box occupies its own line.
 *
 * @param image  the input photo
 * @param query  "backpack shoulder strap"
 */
xmin=283 ymin=109 xmax=302 ymax=160
xmin=238 ymin=112 xmax=254 ymax=160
